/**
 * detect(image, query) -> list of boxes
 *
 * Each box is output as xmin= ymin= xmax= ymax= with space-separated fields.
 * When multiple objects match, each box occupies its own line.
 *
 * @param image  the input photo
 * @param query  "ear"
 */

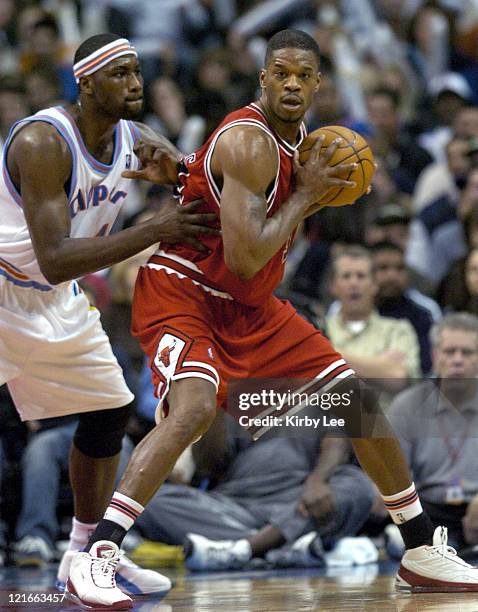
xmin=79 ymin=75 xmax=94 ymax=95
xmin=314 ymin=71 xmax=321 ymax=94
xmin=259 ymin=69 xmax=266 ymax=89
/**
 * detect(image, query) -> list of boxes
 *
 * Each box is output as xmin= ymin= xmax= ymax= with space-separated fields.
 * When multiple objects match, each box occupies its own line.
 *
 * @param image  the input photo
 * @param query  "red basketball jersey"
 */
xmin=148 ymin=102 xmax=307 ymax=307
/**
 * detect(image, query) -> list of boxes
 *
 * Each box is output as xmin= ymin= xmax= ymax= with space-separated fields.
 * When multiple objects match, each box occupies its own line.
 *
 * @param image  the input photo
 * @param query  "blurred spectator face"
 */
xmin=24 ymin=70 xmax=61 ymax=113
xmin=198 ymin=55 xmax=230 ymax=92
xmin=367 ymin=93 xmax=398 ymax=140
xmin=365 ymin=215 xmax=410 ymax=251
xmin=446 ymin=137 xmax=471 ymax=183
xmin=308 ymin=73 xmax=341 ymax=123
xmin=331 ymin=255 xmax=377 ymax=318
xmin=151 ymin=77 xmax=183 ymax=116
xmin=465 ymin=249 xmax=478 ymax=297
xmin=16 ymin=6 xmax=44 ymax=50
xmin=433 ymin=327 xmax=478 ymax=380
xmin=434 ymin=92 xmax=467 ymax=126
xmin=463 ymin=168 xmax=478 ymax=201
xmin=31 ymin=24 xmax=59 ymax=59
xmin=0 ymin=89 xmax=28 ymax=137
xmin=373 ymin=247 xmax=408 ymax=299
xmin=412 ymin=6 xmax=447 ymax=55
xmin=0 ymin=0 xmax=14 ymax=28
xmin=454 ymin=107 xmax=478 ymax=140
xmin=150 ymin=77 xmax=185 ymax=133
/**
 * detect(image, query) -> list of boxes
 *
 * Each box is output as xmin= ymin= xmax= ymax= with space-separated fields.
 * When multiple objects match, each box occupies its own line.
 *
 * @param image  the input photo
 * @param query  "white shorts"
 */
xmin=0 ymin=276 xmax=134 ymax=421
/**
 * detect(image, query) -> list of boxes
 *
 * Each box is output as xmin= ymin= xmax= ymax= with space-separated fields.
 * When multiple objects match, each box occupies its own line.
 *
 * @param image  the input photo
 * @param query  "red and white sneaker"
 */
xmin=65 ymin=540 xmax=133 ymax=609
xmin=396 ymin=526 xmax=478 ymax=592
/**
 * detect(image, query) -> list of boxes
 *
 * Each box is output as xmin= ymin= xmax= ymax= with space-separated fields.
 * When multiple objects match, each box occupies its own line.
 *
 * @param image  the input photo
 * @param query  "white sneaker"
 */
xmin=184 ymin=534 xmax=251 ymax=571
xmin=396 ymin=526 xmax=478 ymax=592
xmin=57 ymin=545 xmax=172 ymax=597
xmin=324 ymin=537 xmax=378 ymax=567
xmin=65 ymin=540 xmax=133 ymax=609
xmin=265 ymin=532 xmax=324 ymax=568
xmin=13 ymin=535 xmax=54 ymax=567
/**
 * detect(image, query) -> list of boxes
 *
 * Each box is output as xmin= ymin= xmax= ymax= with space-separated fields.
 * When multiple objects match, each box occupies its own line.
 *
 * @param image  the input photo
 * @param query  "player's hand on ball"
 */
xmin=122 ymin=140 xmax=179 ymax=185
xmin=294 ymin=136 xmax=358 ymax=207
xmin=152 ymin=198 xmax=220 ymax=253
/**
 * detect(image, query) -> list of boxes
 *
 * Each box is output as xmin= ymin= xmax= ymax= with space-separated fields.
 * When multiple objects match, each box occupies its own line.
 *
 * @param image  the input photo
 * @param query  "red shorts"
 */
xmin=132 ymin=267 xmax=354 ymax=433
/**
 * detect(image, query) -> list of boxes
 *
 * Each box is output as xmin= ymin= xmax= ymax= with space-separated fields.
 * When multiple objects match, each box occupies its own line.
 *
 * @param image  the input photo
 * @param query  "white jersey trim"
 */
xmin=146 ymin=262 xmax=233 ymax=299
xmin=203 ymin=118 xmax=280 ymax=212
xmin=247 ymin=103 xmax=307 ymax=156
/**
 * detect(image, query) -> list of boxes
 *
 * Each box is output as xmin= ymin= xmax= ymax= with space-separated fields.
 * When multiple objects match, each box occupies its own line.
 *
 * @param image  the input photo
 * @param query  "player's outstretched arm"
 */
xmin=10 ymin=123 xmax=218 ymax=284
xmin=215 ymin=127 xmax=356 ymax=279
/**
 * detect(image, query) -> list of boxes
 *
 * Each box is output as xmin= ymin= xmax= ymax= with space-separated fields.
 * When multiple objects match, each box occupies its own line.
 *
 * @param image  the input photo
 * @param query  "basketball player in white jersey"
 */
xmin=0 ymin=33 xmax=218 ymax=604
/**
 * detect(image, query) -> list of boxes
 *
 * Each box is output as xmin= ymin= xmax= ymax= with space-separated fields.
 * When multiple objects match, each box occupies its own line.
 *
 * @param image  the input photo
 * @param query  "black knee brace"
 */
xmin=73 ymin=403 xmax=132 ymax=458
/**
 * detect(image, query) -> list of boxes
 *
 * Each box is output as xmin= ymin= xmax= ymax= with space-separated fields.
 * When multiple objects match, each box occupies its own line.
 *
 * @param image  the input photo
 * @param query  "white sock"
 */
xmin=67 ymin=518 xmax=98 ymax=552
xmin=103 ymin=491 xmax=144 ymax=531
xmin=382 ymin=482 xmax=423 ymax=525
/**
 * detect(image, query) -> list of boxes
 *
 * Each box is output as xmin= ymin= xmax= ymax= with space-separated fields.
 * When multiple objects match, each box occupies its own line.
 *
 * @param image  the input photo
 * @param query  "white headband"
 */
xmin=73 ymin=38 xmax=137 ymax=83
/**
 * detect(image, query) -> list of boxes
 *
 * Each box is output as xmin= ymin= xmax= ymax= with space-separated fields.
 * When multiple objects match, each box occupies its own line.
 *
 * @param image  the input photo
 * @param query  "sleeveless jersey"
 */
xmin=148 ymin=102 xmax=306 ymax=307
xmin=0 ymin=106 xmax=140 ymax=291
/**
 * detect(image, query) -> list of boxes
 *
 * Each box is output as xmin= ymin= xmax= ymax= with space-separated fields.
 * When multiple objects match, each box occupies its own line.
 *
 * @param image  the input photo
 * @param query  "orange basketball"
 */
xmin=298 ymin=126 xmax=375 ymax=207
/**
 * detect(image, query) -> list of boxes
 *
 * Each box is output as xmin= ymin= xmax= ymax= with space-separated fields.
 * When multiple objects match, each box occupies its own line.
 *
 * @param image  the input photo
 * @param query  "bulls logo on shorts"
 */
xmin=154 ymin=333 xmax=186 ymax=378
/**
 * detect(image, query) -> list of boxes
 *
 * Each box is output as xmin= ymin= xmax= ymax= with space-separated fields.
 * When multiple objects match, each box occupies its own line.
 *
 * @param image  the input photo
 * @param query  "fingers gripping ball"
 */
xmin=299 ymin=126 xmax=375 ymax=207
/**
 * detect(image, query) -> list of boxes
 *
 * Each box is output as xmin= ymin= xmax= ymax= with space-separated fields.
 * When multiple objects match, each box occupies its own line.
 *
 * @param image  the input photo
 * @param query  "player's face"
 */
xmin=331 ymin=256 xmax=377 ymax=316
xmin=260 ymin=48 xmax=320 ymax=123
xmin=373 ymin=250 xmax=408 ymax=299
xmin=90 ymin=56 xmax=144 ymax=120
xmin=433 ymin=329 xmax=478 ymax=380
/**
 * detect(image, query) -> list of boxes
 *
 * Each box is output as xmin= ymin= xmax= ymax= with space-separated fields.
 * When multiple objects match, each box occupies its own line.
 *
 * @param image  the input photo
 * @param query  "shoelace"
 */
xmin=91 ymin=552 xmax=122 ymax=587
xmin=430 ymin=528 xmax=472 ymax=568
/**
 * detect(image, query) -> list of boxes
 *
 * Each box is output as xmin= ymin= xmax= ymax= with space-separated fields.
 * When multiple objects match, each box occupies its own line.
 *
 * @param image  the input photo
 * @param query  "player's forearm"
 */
xmin=38 ymin=223 xmax=159 ymax=284
xmin=225 ymin=189 xmax=310 ymax=279
xmin=342 ymin=353 xmax=408 ymax=381
xmin=310 ymin=437 xmax=351 ymax=481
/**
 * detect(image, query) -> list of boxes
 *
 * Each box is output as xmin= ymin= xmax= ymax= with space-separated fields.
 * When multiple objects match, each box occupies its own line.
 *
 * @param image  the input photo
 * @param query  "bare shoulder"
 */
xmin=9 ymin=121 xmax=71 ymax=178
xmin=213 ymin=124 xmax=278 ymax=187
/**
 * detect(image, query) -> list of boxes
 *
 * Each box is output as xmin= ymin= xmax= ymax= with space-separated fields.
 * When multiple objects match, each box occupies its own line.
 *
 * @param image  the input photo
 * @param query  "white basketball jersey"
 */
xmin=0 ymin=106 xmax=140 ymax=291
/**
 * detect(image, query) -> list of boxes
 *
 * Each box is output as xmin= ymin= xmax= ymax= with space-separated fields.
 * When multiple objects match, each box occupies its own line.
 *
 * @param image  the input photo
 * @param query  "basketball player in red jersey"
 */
xmin=67 ymin=29 xmax=478 ymax=607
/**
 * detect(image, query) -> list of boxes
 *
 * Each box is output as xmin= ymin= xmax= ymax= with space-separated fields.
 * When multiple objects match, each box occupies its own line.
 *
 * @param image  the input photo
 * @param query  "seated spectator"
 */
xmin=145 ymin=76 xmax=205 ymax=154
xmin=11 ymin=417 xmax=134 ymax=568
xmin=364 ymin=203 xmax=434 ymax=295
xmin=326 ymin=245 xmax=421 ymax=391
xmin=413 ymin=107 xmax=478 ymax=213
xmin=134 ymin=412 xmax=375 ymax=570
xmin=0 ymin=77 xmax=28 ymax=149
xmin=19 ymin=13 xmax=77 ymax=102
xmin=437 ymin=246 xmax=478 ymax=315
xmin=371 ymin=240 xmax=441 ymax=375
xmin=387 ymin=313 xmax=478 ymax=552
xmin=419 ymin=73 xmax=473 ymax=163
xmin=24 ymin=64 xmax=65 ymax=113
xmin=406 ymin=147 xmax=473 ymax=288
xmin=366 ymin=87 xmax=433 ymax=194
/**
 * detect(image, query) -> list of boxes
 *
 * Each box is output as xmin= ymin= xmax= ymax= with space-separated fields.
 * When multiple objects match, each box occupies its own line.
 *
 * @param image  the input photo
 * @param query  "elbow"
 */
xmin=224 ymin=251 xmax=258 ymax=280
xmin=38 ymin=259 xmax=68 ymax=285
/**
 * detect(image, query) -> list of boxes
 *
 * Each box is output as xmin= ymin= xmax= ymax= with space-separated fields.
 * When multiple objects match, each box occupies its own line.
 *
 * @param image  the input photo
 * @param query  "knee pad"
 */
xmin=73 ymin=403 xmax=132 ymax=458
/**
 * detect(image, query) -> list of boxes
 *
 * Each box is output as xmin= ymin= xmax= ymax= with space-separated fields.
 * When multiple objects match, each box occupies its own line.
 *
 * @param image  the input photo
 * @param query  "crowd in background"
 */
xmin=2 ymin=0 xmax=478 ymax=570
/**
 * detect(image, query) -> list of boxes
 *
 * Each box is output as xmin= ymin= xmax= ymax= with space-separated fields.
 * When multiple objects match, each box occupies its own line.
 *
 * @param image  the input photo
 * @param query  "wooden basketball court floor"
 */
xmin=1 ymin=561 xmax=478 ymax=611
